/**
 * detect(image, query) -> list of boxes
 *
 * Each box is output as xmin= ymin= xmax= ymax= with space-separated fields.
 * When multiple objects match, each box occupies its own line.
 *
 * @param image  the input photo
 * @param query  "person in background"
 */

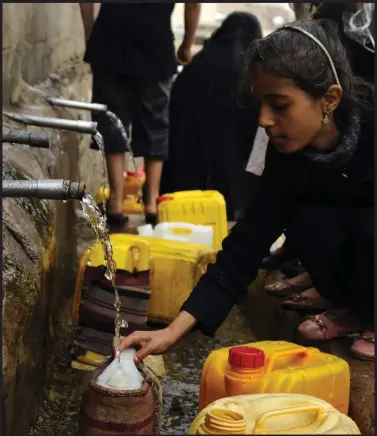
xmin=119 ymin=19 xmax=374 ymax=361
xmin=80 ymin=3 xmax=201 ymax=230
xmin=160 ymin=12 xmax=262 ymax=220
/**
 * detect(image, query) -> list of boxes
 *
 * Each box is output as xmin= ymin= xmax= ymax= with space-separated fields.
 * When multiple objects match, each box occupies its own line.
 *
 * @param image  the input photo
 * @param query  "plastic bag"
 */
xmin=96 ymin=348 xmax=144 ymax=391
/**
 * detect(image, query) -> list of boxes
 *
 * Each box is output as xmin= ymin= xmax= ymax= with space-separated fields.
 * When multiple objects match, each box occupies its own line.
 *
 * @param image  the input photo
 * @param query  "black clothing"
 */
xmin=90 ymin=69 xmax=172 ymax=158
xmin=85 ymin=3 xmax=177 ymax=80
xmin=285 ymin=204 xmax=373 ymax=323
xmin=182 ymin=106 xmax=373 ymax=336
xmin=312 ymin=4 xmax=374 ymax=83
xmin=160 ymin=12 xmax=262 ymax=219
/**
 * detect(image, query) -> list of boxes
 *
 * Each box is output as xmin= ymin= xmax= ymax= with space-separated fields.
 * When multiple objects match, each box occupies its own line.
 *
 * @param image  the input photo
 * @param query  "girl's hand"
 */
xmin=116 ymin=311 xmax=197 ymax=362
xmin=118 ymin=328 xmax=176 ymax=363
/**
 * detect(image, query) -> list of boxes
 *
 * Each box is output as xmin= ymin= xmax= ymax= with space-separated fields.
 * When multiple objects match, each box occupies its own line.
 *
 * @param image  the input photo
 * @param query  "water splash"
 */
xmin=80 ymin=189 xmax=123 ymax=361
xmin=93 ymin=131 xmax=108 ymax=218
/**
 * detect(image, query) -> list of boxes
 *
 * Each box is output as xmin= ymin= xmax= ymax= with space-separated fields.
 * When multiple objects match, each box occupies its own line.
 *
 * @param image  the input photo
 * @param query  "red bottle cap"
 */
xmin=157 ymin=195 xmax=174 ymax=205
xmin=228 ymin=346 xmax=265 ymax=369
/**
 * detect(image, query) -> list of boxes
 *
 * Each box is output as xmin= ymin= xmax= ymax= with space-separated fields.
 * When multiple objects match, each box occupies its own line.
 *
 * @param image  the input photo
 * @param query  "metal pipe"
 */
xmin=2 ymin=128 xmax=51 ymax=148
xmin=3 ymin=179 xmax=86 ymax=200
xmin=46 ymin=97 xmax=108 ymax=113
xmin=3 ymin=112 xmax=97 ymax=135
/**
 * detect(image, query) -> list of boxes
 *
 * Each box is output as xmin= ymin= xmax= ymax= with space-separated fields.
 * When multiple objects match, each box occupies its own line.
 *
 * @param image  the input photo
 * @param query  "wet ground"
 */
xmin=30 ymin=210 xmax=256 ymax=435
xmin=30 ymin=297 xmax=255 ymax=435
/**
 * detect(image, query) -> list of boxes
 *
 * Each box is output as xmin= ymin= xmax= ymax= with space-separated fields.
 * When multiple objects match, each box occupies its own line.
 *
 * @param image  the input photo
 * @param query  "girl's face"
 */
xmin=252 ymin=68 xmax=340 ymax=154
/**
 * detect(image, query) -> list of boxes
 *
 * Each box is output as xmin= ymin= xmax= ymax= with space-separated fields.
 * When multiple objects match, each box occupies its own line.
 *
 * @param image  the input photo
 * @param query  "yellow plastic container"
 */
xmin=95 ymin=169 xmax=146 ymax=215
xmin=136 ymin=237 xmax=217 ymax=324
xmin=200 ymin=341 xmax=350 ymax=414
xmin=157 ymin=190 xmax=228 ymax=250
xmin=85 ymin=234 xmax=150 ymax=272
xmin=189 ymin=393 xmax=360 ymax=434
xmin=72 ymin=235 xmax=151 ymax=325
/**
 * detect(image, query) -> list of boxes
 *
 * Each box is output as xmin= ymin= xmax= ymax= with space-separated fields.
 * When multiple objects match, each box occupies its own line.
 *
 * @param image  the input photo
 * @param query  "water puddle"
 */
xmin=80 ymin=189 xmax=124 ymax=360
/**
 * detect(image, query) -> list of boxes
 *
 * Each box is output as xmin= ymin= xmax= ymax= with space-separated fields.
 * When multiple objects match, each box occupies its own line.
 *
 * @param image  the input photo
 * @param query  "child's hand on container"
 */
xmin=117 ymin=311 xmax=197 ymax=362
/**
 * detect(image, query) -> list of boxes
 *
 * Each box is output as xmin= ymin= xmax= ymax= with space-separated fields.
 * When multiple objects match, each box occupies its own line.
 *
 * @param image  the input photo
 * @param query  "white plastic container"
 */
xmin=96 ymin=348 xmax=143 ymax=391
xmin=137 ymin=222 xmax=214 ymax=247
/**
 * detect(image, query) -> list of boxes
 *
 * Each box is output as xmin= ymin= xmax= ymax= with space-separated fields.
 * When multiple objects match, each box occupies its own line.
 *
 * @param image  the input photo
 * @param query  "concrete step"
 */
xmin=242 ymin=270 xmax=375 ymax=434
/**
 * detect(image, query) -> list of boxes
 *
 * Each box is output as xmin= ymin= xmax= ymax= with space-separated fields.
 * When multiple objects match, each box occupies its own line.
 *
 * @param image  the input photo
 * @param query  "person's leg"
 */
xmin=91 ymin=68 xmax=132 ymax=227
xmin=285 ymin=204 xmax=346 ymax=304
xmin=131 ymin=77 xmax=173 ymax=224
xmin=289 ymin=205 xmax=372 ymax=343
xmin=342 ymin=208 xmax=374 ymax=359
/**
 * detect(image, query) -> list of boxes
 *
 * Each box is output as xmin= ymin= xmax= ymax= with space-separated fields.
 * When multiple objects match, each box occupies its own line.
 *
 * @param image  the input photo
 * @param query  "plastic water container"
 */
xmin=96 ymin=348 xmax=143 ymax=391
xmin=157 ymin=190 xmax=227 ymax=250
xmin=199 ymin=341 xmax=350 ymax=414
xmin=188 ymin=393 xmax=360 ymax=434
xmin=137 ymin=222 xmax=213 ymax=247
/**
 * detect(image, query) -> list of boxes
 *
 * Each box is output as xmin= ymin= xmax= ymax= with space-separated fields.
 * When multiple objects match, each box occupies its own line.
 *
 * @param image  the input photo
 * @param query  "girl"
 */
xmin=119 ymin=19 xmax=374 ymax=361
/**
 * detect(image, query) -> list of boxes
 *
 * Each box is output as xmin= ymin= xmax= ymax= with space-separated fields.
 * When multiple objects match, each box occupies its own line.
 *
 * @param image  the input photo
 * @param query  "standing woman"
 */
xmin=120 ymin=19 xmax=374 ymax=361
xmin=161 ymin=12 xmax=262 ymax=220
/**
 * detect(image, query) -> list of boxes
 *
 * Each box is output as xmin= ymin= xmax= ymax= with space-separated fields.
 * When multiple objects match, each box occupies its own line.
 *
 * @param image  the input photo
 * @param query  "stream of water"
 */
xmin=106 ymin=110 xmax=144 ymax=207
xmin=93 ymin=131 xmax=108 ymax=219
xmin=80 ymin=189 xmax=124 ymax=361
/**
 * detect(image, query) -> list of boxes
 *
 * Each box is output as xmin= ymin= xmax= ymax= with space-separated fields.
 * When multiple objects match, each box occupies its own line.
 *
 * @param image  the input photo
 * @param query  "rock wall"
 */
xmin=2 ymin=3 xmax=101 ymax=435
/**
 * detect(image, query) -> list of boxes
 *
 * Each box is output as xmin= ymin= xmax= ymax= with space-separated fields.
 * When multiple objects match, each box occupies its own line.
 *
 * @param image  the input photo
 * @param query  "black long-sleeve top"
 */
xmin=181 ymin=108 xmax=374 ymax=337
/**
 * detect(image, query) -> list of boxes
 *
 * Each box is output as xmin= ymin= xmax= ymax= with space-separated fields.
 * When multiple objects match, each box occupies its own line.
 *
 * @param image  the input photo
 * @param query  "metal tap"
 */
xmin=3 ymin=112 xmax=97 ymax=135
xmin=2 ymin=128 xmax=51 ymax=148
xmin=46 ymin=97 xmax=108 ymax=113
xmin=3 ymin=179 xmax=86 ymax=200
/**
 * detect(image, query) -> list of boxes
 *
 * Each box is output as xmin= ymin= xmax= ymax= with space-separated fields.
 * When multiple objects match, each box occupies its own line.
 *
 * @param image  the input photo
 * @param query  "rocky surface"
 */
xmin=2 ymin=30 xmax=101 ymax=436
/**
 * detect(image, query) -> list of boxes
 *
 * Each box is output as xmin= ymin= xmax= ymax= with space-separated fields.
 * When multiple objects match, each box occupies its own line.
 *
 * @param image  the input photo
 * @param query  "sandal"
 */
xmin=265 ymin=272 xmax=312 ymax=298
xmin=350 ymin=330 xmax=375 ymax=361
xmin=282 ymin=288 xmax=334 ymax=311
xmin=298 ymin=308 xmax=366 ymax=341
xmin=106 ymin=213 xmax=129 ymax=234
xmin=145 ymin=212 xmax=157 ymax=227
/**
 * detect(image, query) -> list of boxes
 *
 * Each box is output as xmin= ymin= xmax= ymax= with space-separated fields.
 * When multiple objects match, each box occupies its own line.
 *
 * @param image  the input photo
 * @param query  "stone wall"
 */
xmin=2 ymin=3 xmax=101 ymax=435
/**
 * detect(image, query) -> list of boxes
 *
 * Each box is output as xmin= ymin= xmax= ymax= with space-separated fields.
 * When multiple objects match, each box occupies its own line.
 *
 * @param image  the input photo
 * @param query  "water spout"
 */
xmin=3 ymin=179 xmax=86 ymax=200
xmin=3 ymin=112 xmax=97 ymax=135
xmin=2 ymin=128 xmax=51 ymax=148
xmin=46 ymin=97 xmax=108 ymax=113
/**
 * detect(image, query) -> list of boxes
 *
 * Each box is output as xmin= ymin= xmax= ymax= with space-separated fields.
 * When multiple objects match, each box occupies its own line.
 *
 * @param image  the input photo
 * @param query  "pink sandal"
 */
xmin=298 ymin=308 xmax=366 ymax=341
xmin=350 ymin=330 xmax=375 ymax=361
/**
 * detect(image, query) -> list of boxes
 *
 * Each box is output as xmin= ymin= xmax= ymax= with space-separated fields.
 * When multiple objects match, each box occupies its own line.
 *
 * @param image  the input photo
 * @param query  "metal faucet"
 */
xmin=46 ymin=97 xmax=108 ymax=113
xmin=3 ymin=179 xmax=86 ymax=200
xmin=2 ymin=128 xmax=51 ymax=148
xmin=3 ymin=112 xmax=97 ymax=135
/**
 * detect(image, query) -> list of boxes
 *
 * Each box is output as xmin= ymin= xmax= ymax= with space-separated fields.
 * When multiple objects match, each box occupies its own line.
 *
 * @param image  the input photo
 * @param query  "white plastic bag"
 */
xmin=96 ymin=348 xmax=144 ymax=391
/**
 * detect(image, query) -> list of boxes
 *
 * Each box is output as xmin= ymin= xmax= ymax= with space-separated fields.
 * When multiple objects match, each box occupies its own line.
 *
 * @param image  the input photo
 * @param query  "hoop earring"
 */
xmin=323 ymin=113 xmax=329 ymax=124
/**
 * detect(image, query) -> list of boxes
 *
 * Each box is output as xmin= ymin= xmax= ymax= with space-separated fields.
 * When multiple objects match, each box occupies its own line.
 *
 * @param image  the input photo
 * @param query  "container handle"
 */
xmin=129 ymin=245 xmax=140 ymax=272
xmin=253 ymin=404 xmax=327 ymax=434
xmin=264 ymin=346 xmax=316 ymax=374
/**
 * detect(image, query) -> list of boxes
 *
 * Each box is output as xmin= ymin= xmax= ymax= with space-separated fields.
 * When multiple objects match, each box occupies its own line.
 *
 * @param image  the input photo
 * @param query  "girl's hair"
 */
xmin=245 ymin=19 xmax=373 ymax=127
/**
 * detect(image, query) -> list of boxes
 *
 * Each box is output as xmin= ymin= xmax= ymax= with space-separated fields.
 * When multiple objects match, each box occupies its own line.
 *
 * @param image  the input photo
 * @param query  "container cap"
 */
xmin=228 ymin=346 xmax=265 ymax=369
xmin=157 ymin=195 xmax=174 ymax=204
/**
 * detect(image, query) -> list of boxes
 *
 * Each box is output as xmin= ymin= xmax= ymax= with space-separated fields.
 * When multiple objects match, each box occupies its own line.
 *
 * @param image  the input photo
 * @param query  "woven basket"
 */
xmin=80 ymin=362 xmax=162 ymax=435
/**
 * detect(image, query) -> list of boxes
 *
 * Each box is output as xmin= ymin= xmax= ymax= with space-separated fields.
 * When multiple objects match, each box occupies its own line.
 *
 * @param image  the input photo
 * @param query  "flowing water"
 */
xmin=93 ymin=131 xmax=108 ymax=218
xmin=106 ymin=110 xmax=144 ymax=207
xmin=80 ymin=189 xmax=124 ymax=360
